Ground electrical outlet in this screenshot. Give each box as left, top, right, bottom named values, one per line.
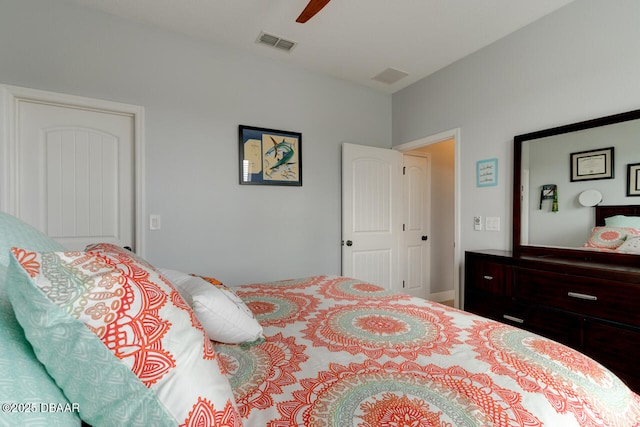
left=473, top=216, right=482, bottom=231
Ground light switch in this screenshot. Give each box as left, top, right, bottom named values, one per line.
left=149, top=214, right=161, bottom=230
left=486, top=216, right=500, bottom=231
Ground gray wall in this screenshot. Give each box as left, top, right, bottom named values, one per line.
left=0, top=0, right=392, bottom=284
left=3, top=0, right=639, bottom=289
left=393, top=0, right=640, bottom=263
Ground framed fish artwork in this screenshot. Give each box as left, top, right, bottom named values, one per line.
left=239, top=125, right=302, bottom=186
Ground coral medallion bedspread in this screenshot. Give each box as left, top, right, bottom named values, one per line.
left=213, top=276, right=640, bottom=427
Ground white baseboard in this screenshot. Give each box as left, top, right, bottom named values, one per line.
left=429, top=290, right=455, bottom=303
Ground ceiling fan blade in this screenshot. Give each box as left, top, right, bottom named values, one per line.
left=296, top=0, right=331, bottom=23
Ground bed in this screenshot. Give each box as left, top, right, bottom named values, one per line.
left=1, top=211, right=639, bottom=427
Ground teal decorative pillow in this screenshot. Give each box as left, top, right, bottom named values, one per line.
left=0, top=211, right=65, bottom=267
left=605, top=215, right=640, bottom=229
left=0, top=214, right=80, bottom=427
left=0, top=264, right=82, bottom=427
left=7, top=245, right=242, bottom=426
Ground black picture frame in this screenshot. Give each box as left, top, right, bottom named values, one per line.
left=570, top=146, right=614, bottom=182
left=628, top=163, right=640, bottom=196
left=238, top=125, right=302, bottom=186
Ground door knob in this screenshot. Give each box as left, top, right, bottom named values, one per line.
left=421, top=235, right=428, bottom=241
left=346, top=240, right=353, bottom=246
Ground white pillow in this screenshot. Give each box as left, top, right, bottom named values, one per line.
left=159, top=269, right=263, bottom=344
left=616, top=236, right=640, bottom=254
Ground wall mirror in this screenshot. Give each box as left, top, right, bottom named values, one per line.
left=513, top=108, right=640, bottom=265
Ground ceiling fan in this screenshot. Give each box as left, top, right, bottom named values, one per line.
left=296, top=0, right=331, bottom=23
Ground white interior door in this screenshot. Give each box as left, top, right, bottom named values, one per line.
left=14, top=99, right=135, bottom=251
left=341, top=143, right=402, bottom=290
left=401, top=155, right=431, bottom=298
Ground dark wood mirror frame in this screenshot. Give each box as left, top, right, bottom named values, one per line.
left=513, top=108, right=640, bottom=266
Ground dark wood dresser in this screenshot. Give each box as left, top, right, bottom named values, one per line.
left=464, top=249, right=640, bottom=393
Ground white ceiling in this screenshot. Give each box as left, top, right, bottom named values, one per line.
left=68, top=0, right=574, bottom=94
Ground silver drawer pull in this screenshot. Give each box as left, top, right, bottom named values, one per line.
left=503, top=315, right=524, bottom=324
left=567, top=292, right=597, bottom=301
left=483, top=275, right=494, bottom=280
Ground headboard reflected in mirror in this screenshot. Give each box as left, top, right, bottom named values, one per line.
left=595, top=205, right=640, bottom=226
left=513, top=108, right=640, bottom=266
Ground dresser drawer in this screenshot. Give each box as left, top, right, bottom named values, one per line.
left=465, top=261, right=505, bottom=319
left=501, top=301, right=582, bottom=349
left=465, top=295, right=504, bottom=321
left=513, top=267, right=640, bottom=326
left=583, top=319, right=640, bottom=393
left=465, top=254, right=511, bottom=319
left=468, top=260, right=510, bottom=295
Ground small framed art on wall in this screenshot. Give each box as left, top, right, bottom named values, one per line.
left=476, top=158, right=498, bottom=187
left=628, top=163, right=640, bottom=196
left=238, top=125, right=302, bottom=186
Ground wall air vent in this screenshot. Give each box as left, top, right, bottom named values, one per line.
left=256, top=31, right=297, bottom=53
left=372, top=68, right=409, bottom=85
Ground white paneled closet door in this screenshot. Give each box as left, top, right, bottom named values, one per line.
left=15, top=99, right=135, bottom=251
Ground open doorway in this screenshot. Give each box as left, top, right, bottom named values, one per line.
left=395, top=129, right=460, bottom=308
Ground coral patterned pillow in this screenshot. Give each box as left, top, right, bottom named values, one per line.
left=583, top=226, right=637, bottom=249
left=7, top=245, right=242, bottom=427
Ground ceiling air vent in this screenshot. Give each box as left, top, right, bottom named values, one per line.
left=256, top=31, right=297, bottom=53
left=372, top=68, right=409, bottom=85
